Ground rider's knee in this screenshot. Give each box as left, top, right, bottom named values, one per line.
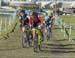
left=32, top=30, right=35, bottom=35
left=22, top=26, right=25, bottom=32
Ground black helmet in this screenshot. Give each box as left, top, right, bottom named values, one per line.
left=20, top=9, right=25, bottom=13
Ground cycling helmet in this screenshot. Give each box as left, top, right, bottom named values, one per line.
left=20, top=9, right=25, bottom=13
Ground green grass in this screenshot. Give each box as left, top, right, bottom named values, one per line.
left=54, top=15, right=75, bottom=44
left=59, top=15, right=75, bottom=24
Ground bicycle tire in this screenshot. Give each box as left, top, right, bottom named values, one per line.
left=22, top=32, right=27, bottom=48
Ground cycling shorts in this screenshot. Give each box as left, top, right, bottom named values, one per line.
left=32, top=28, right=41, bottom=35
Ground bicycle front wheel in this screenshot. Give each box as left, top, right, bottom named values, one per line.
left=22, top=32, right=27, bottom=48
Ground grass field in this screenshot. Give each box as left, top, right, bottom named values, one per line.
left=60, top=15, right=75, bottom=24
left=59, top=15, right=75, bottom=42
left=0, top=15, right=75, bottom=58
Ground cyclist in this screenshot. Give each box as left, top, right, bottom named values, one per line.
left=19, top=9, right=33, bottom=48
left=45, top=14, right=55, bottom=39
left=28, top=11, right=43, bottom=52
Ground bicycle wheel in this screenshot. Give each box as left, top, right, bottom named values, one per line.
left=34, top=33, right=42, bottom=52
left=38, top=35, right=41, bottom=51
left=47, top=26, right=51, bottom=40
left=22, top=32, right=28, bottom=48
left=28, top=31, right=33, bottom=47
left=34, top=35, right=38, bottom=52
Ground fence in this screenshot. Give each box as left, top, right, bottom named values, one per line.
left=0, top=10, right=17, bottom=38
left=55, top=16, right=75, bottom=42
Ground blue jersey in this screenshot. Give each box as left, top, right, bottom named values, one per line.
left=45, top=16, right=52, bottom=26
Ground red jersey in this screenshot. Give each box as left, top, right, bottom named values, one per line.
left=28, top=15, right=43, bottom=26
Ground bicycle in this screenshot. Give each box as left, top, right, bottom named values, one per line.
left=46, top=24, right=52, bottom=40
left=22, top=25, right=32, bottom=48
left=33, top=25, right=43, bottom=52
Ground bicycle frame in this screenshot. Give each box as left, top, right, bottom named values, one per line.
left=35, top=28, right=42, bottom=45
left=33, top=27, right=43, bottom=52
left=22, top=25, right=32, bottom=48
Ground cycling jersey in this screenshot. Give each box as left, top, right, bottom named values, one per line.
left=45, top=16, right=52, bottom=27
left=19, top=14, right=29, bottom=26
left=29, top=16, right=43, bottom=28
